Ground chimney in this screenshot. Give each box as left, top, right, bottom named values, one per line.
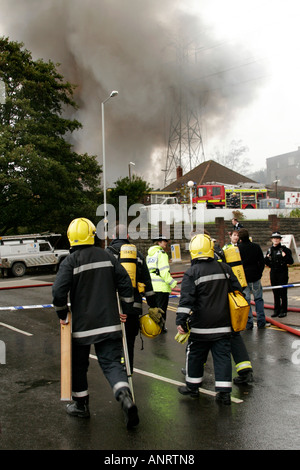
left=176, top=166, right=183, bottom=180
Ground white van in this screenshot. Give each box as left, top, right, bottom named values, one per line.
left=0, top=233, right=69, bottom=277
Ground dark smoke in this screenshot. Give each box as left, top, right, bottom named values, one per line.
left=0, top=0, right=265, bottom=187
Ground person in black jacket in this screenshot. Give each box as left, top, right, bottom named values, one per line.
left=238, top=228, right=267, bottom=329
left=52, top=218, right=139, bottom=429
left=107, top=224, right=160, bottom=372
left=232, top=218, right=243, bottom=230
left=176, top=233, right=242, bottom=405
left=265, top=231, right=294, bottom=318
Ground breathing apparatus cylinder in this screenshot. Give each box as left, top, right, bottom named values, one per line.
left=119, top=244, right=137, bottom=288
left=223, top=245, right=247, bottom=288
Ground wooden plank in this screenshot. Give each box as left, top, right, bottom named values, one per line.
left=60, top=312, right=72, bottom=401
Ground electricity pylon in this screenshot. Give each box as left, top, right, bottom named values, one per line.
left=163, top=45, right=205, bottom=187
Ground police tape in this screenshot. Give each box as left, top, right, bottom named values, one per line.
left=262, top=283, right=300, bottom=290
left=0, top=303, right=70, bottom=311
left=0, top=282, right=300, bottom=311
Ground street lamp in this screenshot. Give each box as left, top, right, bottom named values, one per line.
left=187, top=180, right=194, bottom=236
left=273, top=177, right=280, bottom=200
left=101, top=90, right=118, bottom=248
left=128, top=161, right=135, bottom=180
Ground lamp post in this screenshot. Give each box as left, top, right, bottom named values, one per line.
left=128, top=161, right=135, bottom=180
left=101, top=90, right=118, bottom=248
left=187, top=180, right=194, bottom=236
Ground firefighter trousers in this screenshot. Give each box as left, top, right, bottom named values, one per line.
left=71, top=338, right=130, bottom=403
left=230, top=332, right=252, bottom=376
left=185, top=337, right=232, bottom=393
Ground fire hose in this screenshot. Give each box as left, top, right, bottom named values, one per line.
left=170, top=272, right=300, bottom=337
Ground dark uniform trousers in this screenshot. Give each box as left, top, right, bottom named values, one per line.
left=72, top=338, right=129, bottom=403
left=271, top=271, right=288, bottom=315
left=185, top=337, right=232, bottom=393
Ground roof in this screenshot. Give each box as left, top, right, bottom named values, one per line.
left=162, top=160, right=257, bottom=192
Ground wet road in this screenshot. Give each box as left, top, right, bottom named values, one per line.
left=0, top=268, right=299, bottom=452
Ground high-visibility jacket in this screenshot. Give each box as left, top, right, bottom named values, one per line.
left=146, top=245, right=177, bottom=293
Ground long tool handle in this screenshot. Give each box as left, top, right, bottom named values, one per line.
left=60, top=312, right=72, bottom=401
left=117, top=294, right=135, bottom=403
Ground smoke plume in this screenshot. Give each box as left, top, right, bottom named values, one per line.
left=0, top=0, right=265, bottom=187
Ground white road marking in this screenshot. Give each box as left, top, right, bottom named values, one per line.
left=0, top=322, right=33, bottom=336
left=89, top=354, right=243, bottom=403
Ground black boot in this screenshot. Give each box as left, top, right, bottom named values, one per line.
left=178, top=385, right=199, bottom=398
left=216, top=392, right=231, bottom=405
left=118, top=390, right=139, bottom=429
left=278, top=312, right=287, bottom=318
left=66, top=400, right=90, bottom=418
left=233, top=370, right=253, bottom=385
left=271, top=310, right=280, bottom=317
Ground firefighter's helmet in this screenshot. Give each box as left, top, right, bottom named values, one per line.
left=67, top=218, right=96, bottom=247
left=140, top=314, right=161, bottom=338
left=189, top=234, right=214, bottom=260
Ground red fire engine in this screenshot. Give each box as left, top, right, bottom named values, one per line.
left=192, top=183, right=268, bottom=209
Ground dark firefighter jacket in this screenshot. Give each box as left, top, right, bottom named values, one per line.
left=106, top=239, right=157, bottom=312
left=176, top=258, right=242, bottom=341
left=52, top=245, right=134, bottom=345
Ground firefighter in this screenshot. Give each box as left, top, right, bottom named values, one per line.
left=176, top=233, right=242, bottom=405
left=265, top=231, right=294, bottom=318
left=52, top=218, right=139, bottom=429
left=222, top=231, right=254, bottom=384
left=107, top=224, right=161, bottom=371
left=146, top=235, right=177, bottom=332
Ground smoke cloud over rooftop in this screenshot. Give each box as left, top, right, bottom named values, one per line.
left=0, top=0, right=266, bottom=187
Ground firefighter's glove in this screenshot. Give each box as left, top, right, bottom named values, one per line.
left=174, top=331, right=190, bottom=344
left=174, top=322, right=190, bottom=344
left=148, top=307, right=164, bottom=324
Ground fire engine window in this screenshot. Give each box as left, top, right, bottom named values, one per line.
left=212, top=187, right=221, bottom=196
left=198, top=188, right=206, bottom=196
left=39, top=243, right=50, bottom=252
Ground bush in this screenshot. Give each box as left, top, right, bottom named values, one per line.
left=289, top=209, right=300, bottom=218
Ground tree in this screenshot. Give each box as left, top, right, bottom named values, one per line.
left=107, top=174, right=152, bottom=217
left=0, top=37, right=102, bottom=235
left=212, top=139, right=251, bottom=175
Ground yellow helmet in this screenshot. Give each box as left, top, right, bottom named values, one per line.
left=139, top=314, right=161, bottom=338
left=189, top=234, right=214, bottom=260
left=67, top=218, right=96, bottom=247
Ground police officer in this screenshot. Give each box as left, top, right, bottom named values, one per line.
left=265, top=231, right=294, bottom=318
left=52, top=218, right=139, bottom=429
left=146, top=235, right=177, bottom=332
left=107, top=224, right=160, bottom=371
left=176, top=233, right=242, bottom=405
